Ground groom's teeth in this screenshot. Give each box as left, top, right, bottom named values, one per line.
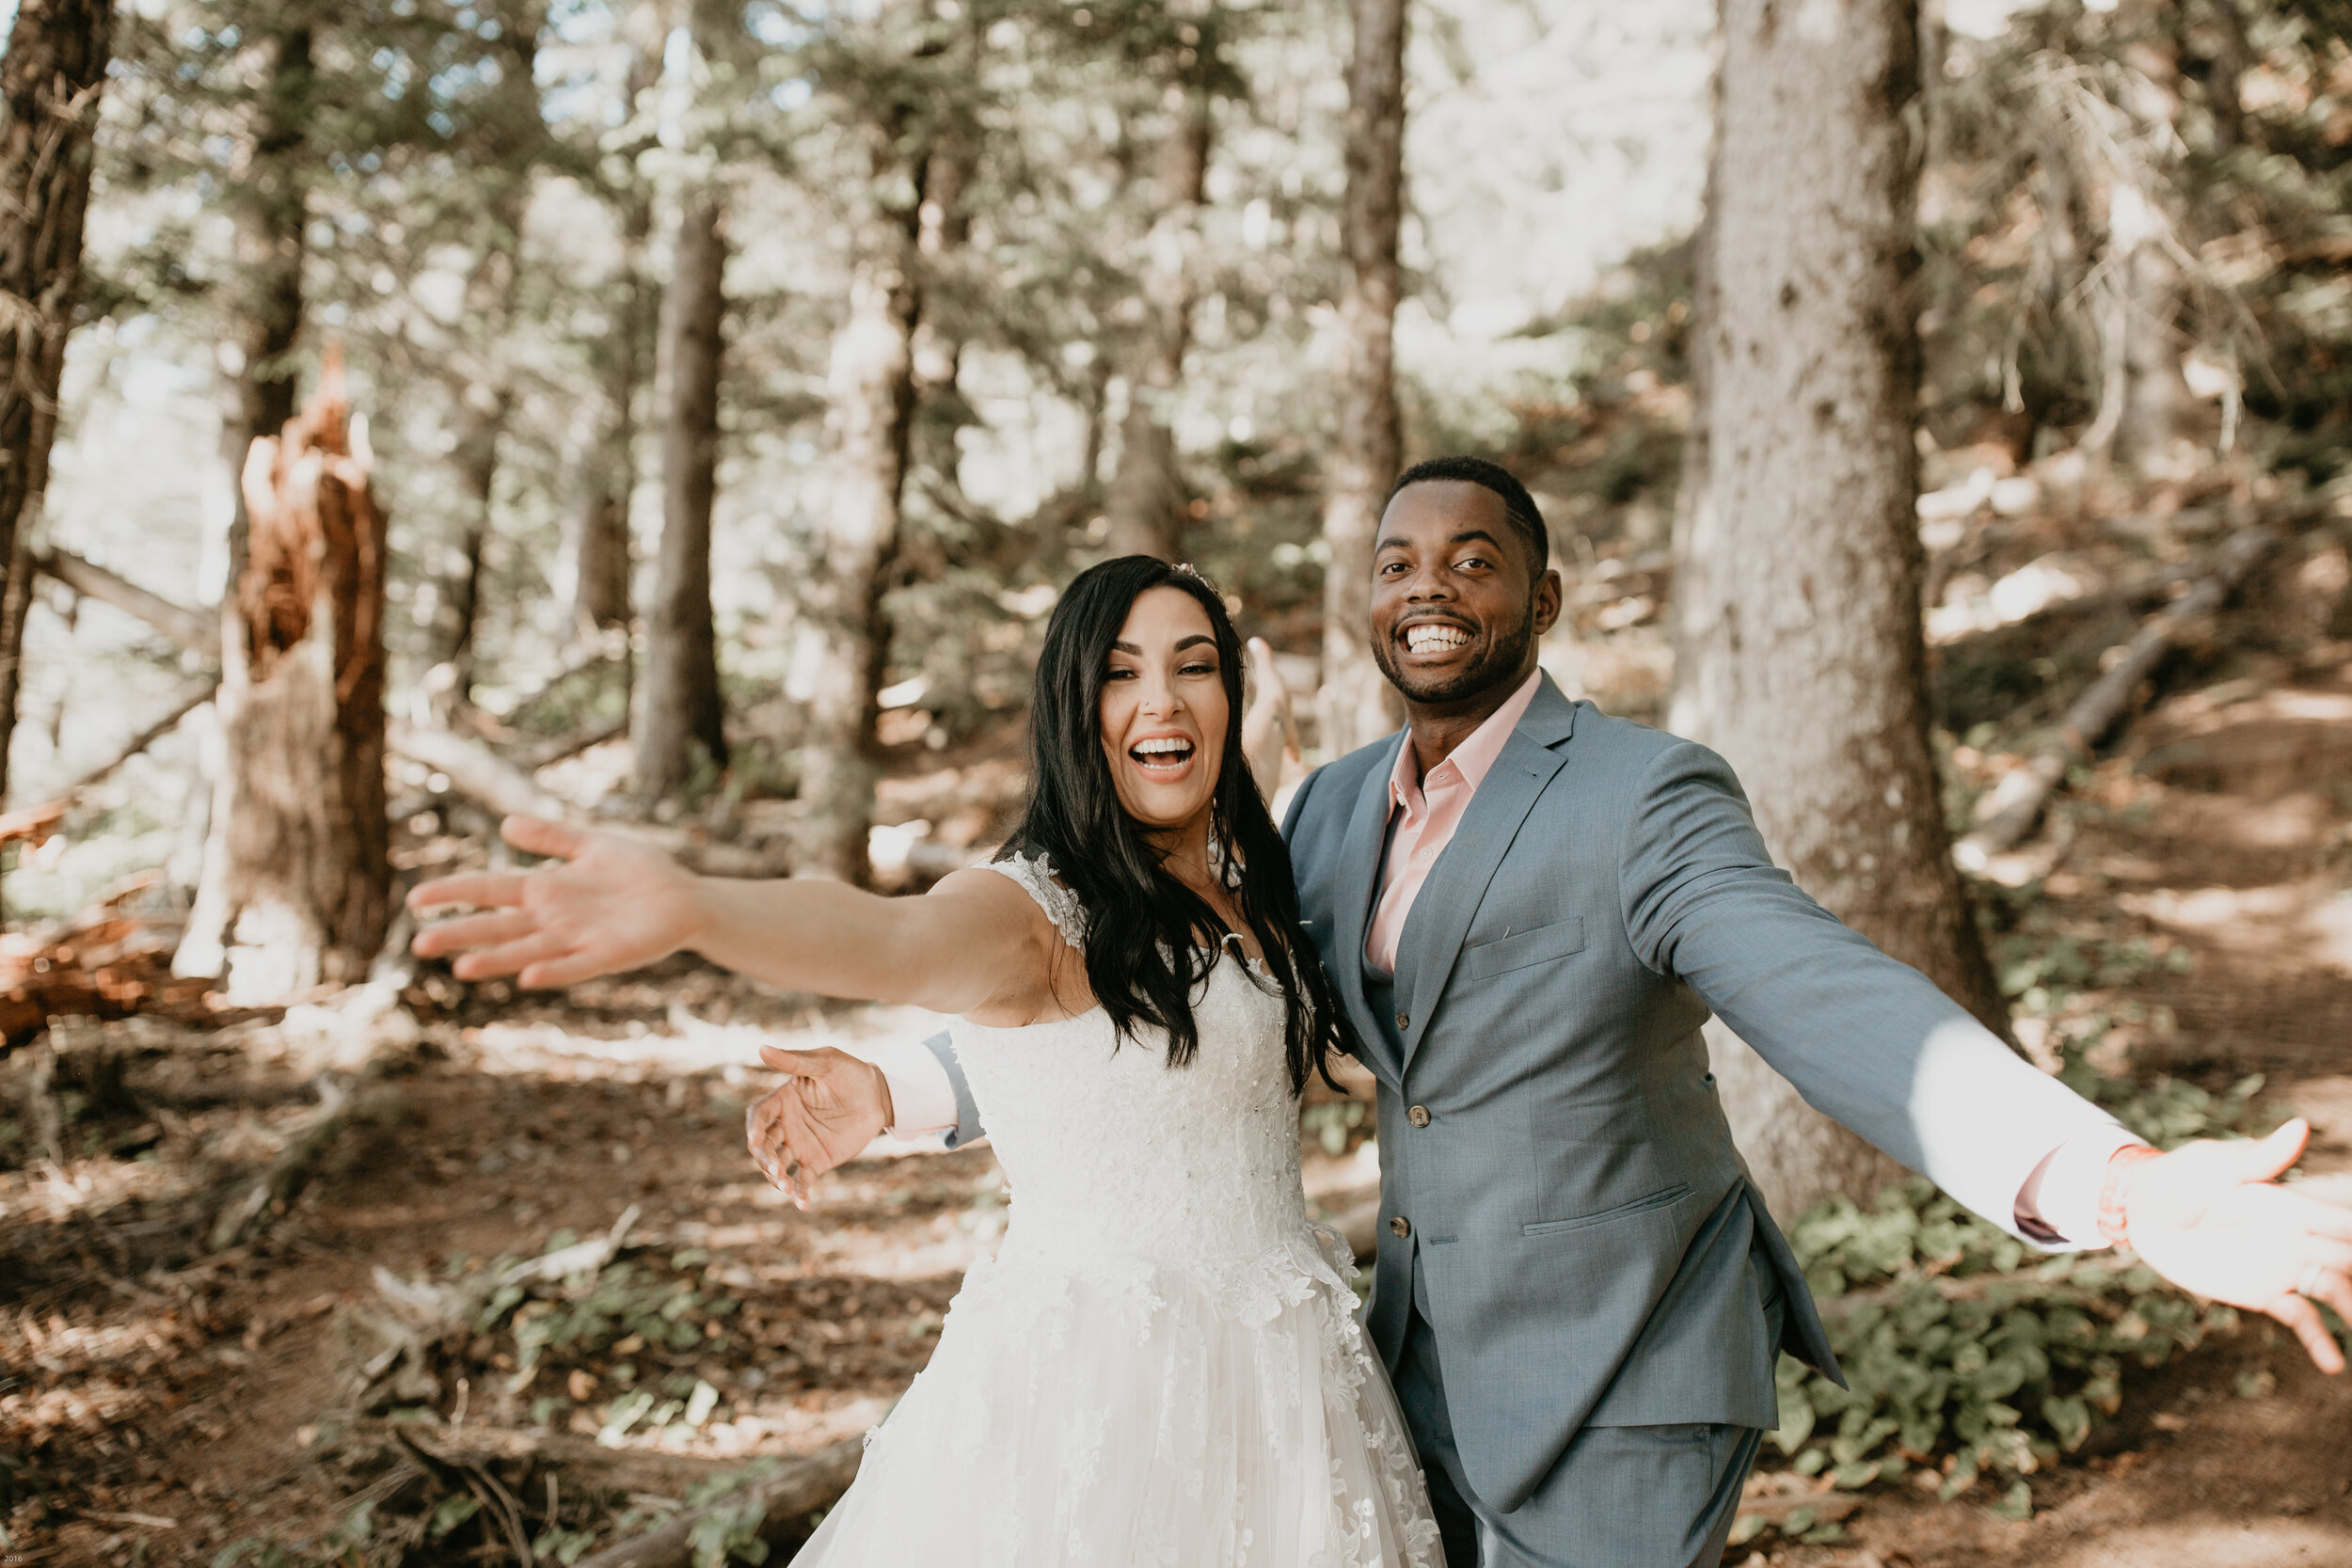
left=1405, top=625, right=1470, bottom=654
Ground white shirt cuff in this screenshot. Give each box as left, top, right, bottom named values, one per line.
left=869, top=1034, right=959, bottom=1139
left=2015, top=1126, right=2152, bottom=1248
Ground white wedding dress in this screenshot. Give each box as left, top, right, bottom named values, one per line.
left=789, top=854, right=1445, bottom=1568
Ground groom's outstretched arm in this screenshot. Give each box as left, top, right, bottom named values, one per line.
left=1620, top=738, right=2352, bottom=1370
left=1616, top=738, right=2112, bottom=1238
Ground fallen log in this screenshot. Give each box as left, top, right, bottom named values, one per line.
left=391, top=716, right=570, bottom=822
left=571, top=1440, right=864, bottom=1568
left=523, top=715, right=630, bottom=770
left=1953, top=525, right=2278, bottom=869
left=0, top=890, right=211, bottom=1052
left=390, top=720, right=792, bottom=879
left=34, top=546, right=219, bottom=657
left=64, top=680, right=219, bottom=794
left=0, top=681, right=219, bottom=879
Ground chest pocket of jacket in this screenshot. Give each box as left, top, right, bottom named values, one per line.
left=1463, top=916, right=1585, bottom=979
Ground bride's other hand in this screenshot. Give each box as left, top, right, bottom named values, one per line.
left=745, top=1045, right=895, bottom=1210
left=1242, top=636, right=1298, bottom=803
left=407, top=814, right=706, bottom=989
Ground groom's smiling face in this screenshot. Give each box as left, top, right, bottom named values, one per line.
left=1370, top=481, right=1561, bottom=707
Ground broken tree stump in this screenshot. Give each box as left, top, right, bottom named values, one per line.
left=177, top=348, right=392, bottom=1001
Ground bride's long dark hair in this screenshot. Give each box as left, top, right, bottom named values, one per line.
left=1001, top=556, right=1354, bottom=1095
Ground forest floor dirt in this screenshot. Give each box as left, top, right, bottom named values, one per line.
left=7, top=580, right=2352, bottom=1566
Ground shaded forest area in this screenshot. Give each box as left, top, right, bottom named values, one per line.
left=1, top=0, right=2350, bottom=1561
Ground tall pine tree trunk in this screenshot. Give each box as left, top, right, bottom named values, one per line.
left=0, top=0, right=113, bottom=809
left=1101, top=83, right=1211, bottom=562
left=176, top=359, right=389, bottom=997
left=566, top=16, right=662, bottom=641
left=795, top=146, right=927, bottom=884
left=568, top=194, right=650, bottom=639
left=1318, top=0, right=1406, bottom=761
left=428, top=1, right=542, bottom=705
left=1669, top=0, right=2009, bottom=1223
left=631, top=189, right=729, bottom=801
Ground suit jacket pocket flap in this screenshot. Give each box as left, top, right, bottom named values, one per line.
left=1521, top=1183, right=1690, bottom=1237
left=1464, top=916, right=1586, bottom=979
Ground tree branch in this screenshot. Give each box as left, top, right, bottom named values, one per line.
left=34, top=546, right=217, bottom=657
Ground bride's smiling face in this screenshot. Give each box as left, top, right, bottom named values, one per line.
left=1100, top=586, right=1229, bottom=836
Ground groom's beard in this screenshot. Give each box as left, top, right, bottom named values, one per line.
left=1372, top=599, right=1539, bottom=706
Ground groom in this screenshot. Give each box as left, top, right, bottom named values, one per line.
left=758, top=456, right=2352, bottom=1567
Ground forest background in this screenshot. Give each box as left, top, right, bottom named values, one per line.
left=2, top=0, right=2351, bottom=1561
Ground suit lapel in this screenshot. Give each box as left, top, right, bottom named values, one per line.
left=1392, top=678, right=1580, bottom=1069
left=1329, top=730, right=1407, bottom=1079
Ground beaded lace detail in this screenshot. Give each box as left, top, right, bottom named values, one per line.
left=789, top=851, right=1442, bottom=1568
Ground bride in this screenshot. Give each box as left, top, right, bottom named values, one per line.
left=408, top=556, right=1445, bottom=1567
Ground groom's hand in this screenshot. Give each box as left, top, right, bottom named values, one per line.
left=1242, top=636, right=1299, bottom=802
left=745, top=1045, right=894, bottom=1209
left=2117, top=1119, right=2352, bottom=1371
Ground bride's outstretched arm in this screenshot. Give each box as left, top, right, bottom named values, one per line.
left=407, top=814, right=1054, bottom=1018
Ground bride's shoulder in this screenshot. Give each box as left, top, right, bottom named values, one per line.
left=932, top=854, right=1088, bottom=952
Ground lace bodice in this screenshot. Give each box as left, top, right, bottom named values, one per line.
left=954, top=853, right=1330, bottom=1289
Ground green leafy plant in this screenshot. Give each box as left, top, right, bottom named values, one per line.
left=1775, top=1179, right=2239, bottom=1501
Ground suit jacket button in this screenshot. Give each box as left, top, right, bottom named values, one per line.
left=1389, top=1215, right=1411, bottom=1239
left=1394, top=1011, right=1409, bottom=1031
left=1406, top=1104, right=1431, bottom=1128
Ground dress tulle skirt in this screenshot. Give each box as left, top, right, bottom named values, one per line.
left=788, top=1236, right=1444, bottom=1568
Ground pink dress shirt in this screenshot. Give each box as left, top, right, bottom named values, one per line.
left=1364, top=670, right=1544, bottom=975
left=873, top=667, right=2138, bottom=1243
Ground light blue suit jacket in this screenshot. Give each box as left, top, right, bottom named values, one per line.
left=925, top=675, right=2122, bottom=1512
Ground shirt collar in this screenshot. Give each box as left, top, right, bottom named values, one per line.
left=1387, top=667, right=1546, bottom=814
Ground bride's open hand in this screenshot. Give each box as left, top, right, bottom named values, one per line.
left=407, top=815, right=706, bottom=989
left=745, top=1045, right=895, bottom=1209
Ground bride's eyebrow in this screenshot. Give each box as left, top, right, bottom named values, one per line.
left=1108, top=636, right=1217, bottom=654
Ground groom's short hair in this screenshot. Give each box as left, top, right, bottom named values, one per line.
left=1389, top=456, right=1550, bottom=575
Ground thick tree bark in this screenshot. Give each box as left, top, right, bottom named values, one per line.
left=631, top=190, right=730, bottom=802
left=1670, top=0, right=2010, bottom=1224
left=568, top=199, right=651, bottom=638
left=1101, top=83, right=1212, bottom=562
left=795, top=150, right=927, bottom=884
left=565, top=20, right=661, bottom=640
left=428, top=1, right=543, bottom=702
left=0, top=0, right=111, bottom=810
left=176, top=359, right=390, bottom=998
left=1319, top=0, right=1407, bottom=760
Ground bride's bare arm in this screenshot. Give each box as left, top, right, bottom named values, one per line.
left=408, top=815, right=1055, bottom=1018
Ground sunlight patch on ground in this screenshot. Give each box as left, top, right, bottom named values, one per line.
left=458, top=1002, right=945, bottom=1084
left=2118, top=880, right=2352, bottom=976
left=2042, top=1519, right=2352, bottom=1567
